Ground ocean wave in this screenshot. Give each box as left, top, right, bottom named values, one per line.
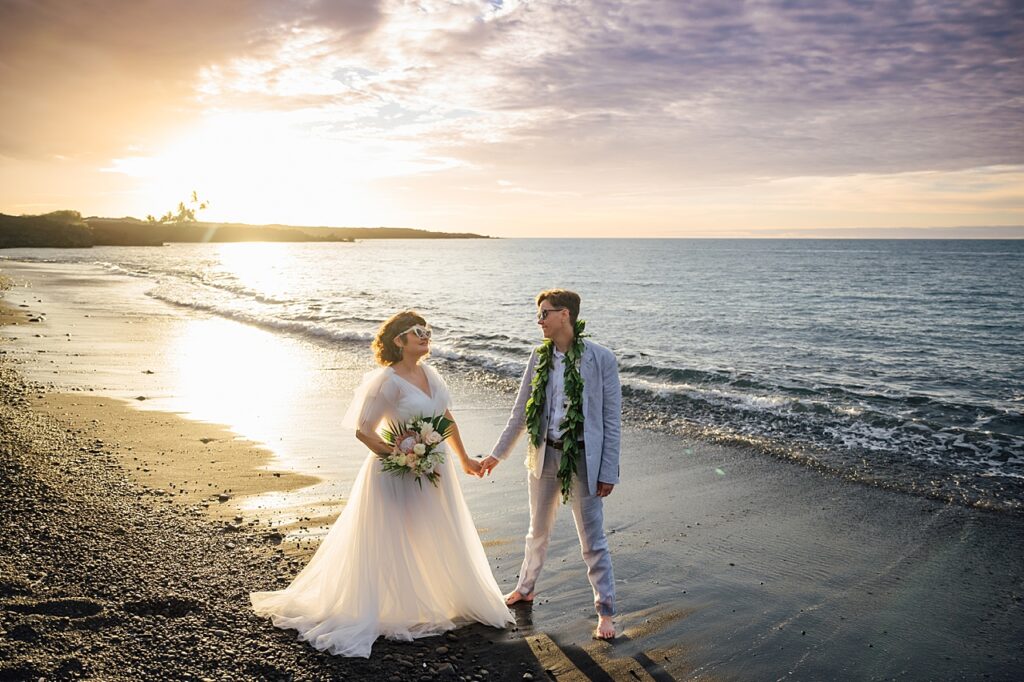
left=145, top=288, right=375, bottom=345
left=620, top=362, right=740, bottom=387
left=424, top=337, right=1024, bottom=491
left=109, top=280, right=1024, bottom=496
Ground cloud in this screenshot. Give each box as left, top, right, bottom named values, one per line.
left=6, top=0, right=1020, bottom=176
left=448, top=0, right=1024, bottom=180
left=195, top=0, right=1016, bottom=191
left=301, top=0, right=384, bottom=35
left=1, top=0, right=1021, bottom=229
left=0, top=0, right=382, bottom=158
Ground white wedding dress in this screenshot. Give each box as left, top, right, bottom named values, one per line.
left=250, top=364, right=513, bottom=658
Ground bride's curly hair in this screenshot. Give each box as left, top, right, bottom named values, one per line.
left=372, top=310, right=427, bottom=366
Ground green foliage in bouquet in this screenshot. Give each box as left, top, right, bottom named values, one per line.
left=380, top=414, right=454, bottom=489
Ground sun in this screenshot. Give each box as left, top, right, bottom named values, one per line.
left=107, top=110, right=390, bottom=227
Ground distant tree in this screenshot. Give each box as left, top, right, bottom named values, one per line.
left=41, top=210, right=83, bottom=223
left=146, top=191, right=209, bottom=224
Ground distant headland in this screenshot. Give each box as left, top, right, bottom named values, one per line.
left=0, top=211, right=489, bottom=248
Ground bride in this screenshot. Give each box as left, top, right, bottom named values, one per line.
left=250, top=310, right=514, bottom=657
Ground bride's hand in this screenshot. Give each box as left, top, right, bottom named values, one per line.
left=356, top=428, right=394, bottom=458
left=461, top=458, right=483, bottom=477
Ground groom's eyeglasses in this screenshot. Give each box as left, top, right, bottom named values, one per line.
left=394, top=324, right=432, bottom=341
left=536, top=307, right=566, bottom=321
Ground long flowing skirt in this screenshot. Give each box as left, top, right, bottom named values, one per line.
left=250, top=454, right=513, bottom=658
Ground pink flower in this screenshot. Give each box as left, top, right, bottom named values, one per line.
left=398, top=433, right=418, bottom=454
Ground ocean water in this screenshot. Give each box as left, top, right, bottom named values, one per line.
left=4, top=238, right=1023, bottom=511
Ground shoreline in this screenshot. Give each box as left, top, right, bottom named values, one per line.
left=6, top=250, right=1018, bottom=516
left=3, top=260, right=1023, bottom=680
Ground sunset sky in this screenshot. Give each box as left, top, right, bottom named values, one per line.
left=1, top=0, right=1022, bottom=237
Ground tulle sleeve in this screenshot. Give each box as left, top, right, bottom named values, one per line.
left=341, top=368, right=400, bottom=433
left=423, top=364, right=453, bottom=413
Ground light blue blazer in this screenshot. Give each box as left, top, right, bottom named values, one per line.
left=489, top=338, right=622, bottom=496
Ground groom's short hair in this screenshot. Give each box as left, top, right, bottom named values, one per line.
left=536, top=289, right=580, bottom=325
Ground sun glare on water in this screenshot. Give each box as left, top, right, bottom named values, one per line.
left=166, top=316, right=311, bottom=453
left=213, top=242, right=294, bottom=299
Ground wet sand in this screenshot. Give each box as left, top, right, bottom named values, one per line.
left=0, top=274, right=28, bottom=326
left=2, top=259, right=1023, bottom=681
left=33, top=392, right=320, bottom=525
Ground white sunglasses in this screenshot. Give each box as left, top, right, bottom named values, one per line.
left=394, top=324, right=432, bottom=342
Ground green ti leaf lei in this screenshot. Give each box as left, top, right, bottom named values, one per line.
left=525, top=319, right=587, bottom=504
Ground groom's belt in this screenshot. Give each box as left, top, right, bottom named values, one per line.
left=546, top=436, right=585, bottom=451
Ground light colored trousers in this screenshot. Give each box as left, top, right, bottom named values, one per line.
left=514, top=448, right=616, bottom=616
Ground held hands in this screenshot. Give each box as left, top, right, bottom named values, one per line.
left=460, top=457, right=483, bottom=478
left=460, top=454, right=498, bottom=478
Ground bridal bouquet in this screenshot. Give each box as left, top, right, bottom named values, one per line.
left=380, top=414, right=454, bottom=489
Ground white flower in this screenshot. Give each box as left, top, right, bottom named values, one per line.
left=396, top=455, right=407, bottom=467
left=413, top=443, right=426, bottom=456
left=425, top=431, right=443, bottom=445
left=419, top=423, right=435, bottom=439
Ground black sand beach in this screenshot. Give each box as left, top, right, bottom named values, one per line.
left=2, top=263, right=1023, bottom=681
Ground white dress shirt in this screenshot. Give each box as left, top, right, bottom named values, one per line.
left=547, top=348, right=568, bottom=441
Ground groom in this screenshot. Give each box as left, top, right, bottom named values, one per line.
left=480, top=289, right=620, bottom=640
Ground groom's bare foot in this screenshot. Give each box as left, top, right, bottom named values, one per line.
left=504, top=590, right=534, bottom=606
left=593, top=614, right=615, bottom=640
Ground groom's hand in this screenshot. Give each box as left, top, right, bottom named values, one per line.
left=479, top=456, right=500, bottom=476
left=596, top=482, right=615, bottom=497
